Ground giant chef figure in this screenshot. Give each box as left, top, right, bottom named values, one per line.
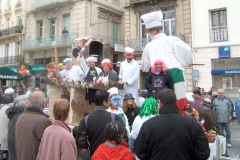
left=118, top=47, right=140, bottom=105
left=141, top=11, right=193, bottom=114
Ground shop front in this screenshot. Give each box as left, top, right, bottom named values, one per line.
left=0, top=67, right=22, bottom=87
left=29, top=64, right=47, bottom=91
left=211, top=58, right=240, bottom=99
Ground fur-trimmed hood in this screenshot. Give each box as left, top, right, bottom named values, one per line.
left=5, top=106, right=26, bottom=119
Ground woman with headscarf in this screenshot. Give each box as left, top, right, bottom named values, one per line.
left=97, top=59, right=118, bottom=84
left=0, top=93, right=14, bottom=152
left=145, top=59, right=174, bottom=99
left=5, top=95, right=29, bottom=160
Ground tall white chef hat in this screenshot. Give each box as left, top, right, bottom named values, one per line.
left=141, top=11, right=163, bottom=29
left=125, top=47, right=134, bottom=53
left=86, top=57, right=97, bottom=62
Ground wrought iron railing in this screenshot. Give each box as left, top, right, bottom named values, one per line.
left=130, top=0, right=149, bottom=4
left=22, top=33, right=78, bottom=49
left=210, top=26, right=228, bottom=42
left=0, top=55, right=23, bottom=65
left=0, top=25, right=23, bottom=37
left=16, top=2, right=22, bottom=8
left=93, top=35, right=125, bottom=48
left=127, top=34, right=185, bottom=51
left=30, top=0, right=69, bottom=10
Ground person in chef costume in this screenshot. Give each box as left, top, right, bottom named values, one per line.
left=118, top=47, right=140, bottom=105
left=107, top=87, right=130, bottom=133
left=60, top=58, right=84, bottom=82
left=140, top=11, right=192, bottom=114
left=97, top=59, right=118, bottom=84
left=79, top=55, right=101, bottom=104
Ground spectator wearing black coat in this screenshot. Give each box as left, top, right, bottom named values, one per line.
left=134, top=89, right=210, bottom=160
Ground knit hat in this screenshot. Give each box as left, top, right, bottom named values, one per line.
left=141, top=11, right=163, bottom=29
left=2, top=93, right=14, bottom=104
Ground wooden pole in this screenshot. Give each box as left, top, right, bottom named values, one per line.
left=54, top=47, right=58, bottom=64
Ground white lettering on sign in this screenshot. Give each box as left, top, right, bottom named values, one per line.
left=0, top=75, right=18, bottom=79
left=225, top=70, right=240, bottom=74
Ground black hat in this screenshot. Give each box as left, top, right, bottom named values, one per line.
left=124, top=93, right=134, bottom=100
left=72, top=46, right=82, bottom=58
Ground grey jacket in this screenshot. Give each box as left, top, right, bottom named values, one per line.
left=98, top=70, right=118, bottom=82
left=212, top=96, right=233, bottom=123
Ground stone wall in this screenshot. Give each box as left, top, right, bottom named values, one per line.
left=49, top=85, right=96, bottom=126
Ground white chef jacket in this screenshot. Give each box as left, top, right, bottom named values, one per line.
left=119, top=59, right=140, bottom=105
left=60, top=65, right=84, bottom=82
left=141, top=33, right=192, bottom=72
left=80, top=56, right=102, bottom=77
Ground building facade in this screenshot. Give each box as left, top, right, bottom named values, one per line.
left=22, top=0, right=126, bottom=90
left=0, top=0, right=25, bottom=87
left=124, top=0, right=193, bottom=91
left=192, top=0, right=240, bottom=99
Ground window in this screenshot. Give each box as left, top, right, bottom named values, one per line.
left=17, top=16, right=22, bottom=25
left=37, top=21, right=43, bottom=38
left=163, top=11, right=175, bottom=36
left=7, top=18, right=10, bottom=28
left=50, top=19, right=56, bottom=40
left=113, top=0, right=119, bottom=4
left=210, top=10, right=227, bottom=42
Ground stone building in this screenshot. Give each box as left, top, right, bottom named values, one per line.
left=0, top=0, right=25, bottom=86
left=22, top=0, right=126, bottom=90
left=124, top=0, right=193, bottom=91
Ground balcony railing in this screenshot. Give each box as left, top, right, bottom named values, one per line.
left=16, top=2, right=22, bottom=8
left=130, top=0, right=150, bottom=5
left=0, top=55, right=23, bottom=65
left=210, top=26, right=228, bottom=42
left=0, top=25, right=23, bottom=37
left=127, top=34, right=185, bottom=51
left=30, top=0, right=69, bottom=10
left=93, top=35, right=125, bottom=48
left=22, top=33, right=78, bottom=50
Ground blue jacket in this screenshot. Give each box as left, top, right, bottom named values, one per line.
left=235, top=99, right=240, bottom=124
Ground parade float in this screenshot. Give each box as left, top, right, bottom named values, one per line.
left=46, top=36, right=122, bottom=126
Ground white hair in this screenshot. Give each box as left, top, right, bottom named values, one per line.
left=218, top=89, right=224, bottom=93
left=14, top=95, right=28, bottom=107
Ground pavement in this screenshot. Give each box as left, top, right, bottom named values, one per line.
left=226, top=118, right=240, bottom=158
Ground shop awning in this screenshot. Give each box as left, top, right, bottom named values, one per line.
left=0, top=67, right=23, bottom=80
left=211, top=69, right=240, bottom=75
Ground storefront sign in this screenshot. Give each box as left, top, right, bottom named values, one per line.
left=0, top=75, right=18, bottom=79
left=211, top=69, right=240, bottom=75
left=218, top=46, right=230, bottom=58
left=114, top=44, right=125, bottom=52
left=30, top=65, right=46, bottom=71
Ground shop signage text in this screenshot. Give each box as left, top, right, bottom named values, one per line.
left=218, top=46, right=230, bottom=58
left=0, top=75, right=18, bottom=79
left=114, top=44, right=125, bottom=52
left=211, top=69, right=240, bottom=75
left=31, top=66, right=46, bottom=71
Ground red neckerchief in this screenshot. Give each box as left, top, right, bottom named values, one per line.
left=60, top=120, right=71, bottom=133
left=110, top=105, right=118, bottom=110
left=154, top=32, right=160, bottom=36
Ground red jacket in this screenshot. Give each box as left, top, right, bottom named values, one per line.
left=92, top=143, right=135, bottom=160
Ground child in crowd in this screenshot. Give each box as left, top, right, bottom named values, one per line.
left=92, top=121, right=135, bottom=160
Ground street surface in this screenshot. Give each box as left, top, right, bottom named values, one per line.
left=227, top=118, right=240, bottom=158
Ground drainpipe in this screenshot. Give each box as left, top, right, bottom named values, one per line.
left=190, top=0, right=195, bottom=89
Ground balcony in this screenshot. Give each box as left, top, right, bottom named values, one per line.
left=127, top=34, right=184, bottom=51
left=0, top=55, right=23, bottom=65
left=0, top=25, right=23, bottom=38
left=130, top=0, right=150, bottom=5
left=93, top=35, right=125, bottom=48
left=30, top=0, right=69, bottom=12
left=16, top=2, right=22, bottom=8
left=210, top=26, right=228, bottom=42
left=22, top=33, right=78, bottom=50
